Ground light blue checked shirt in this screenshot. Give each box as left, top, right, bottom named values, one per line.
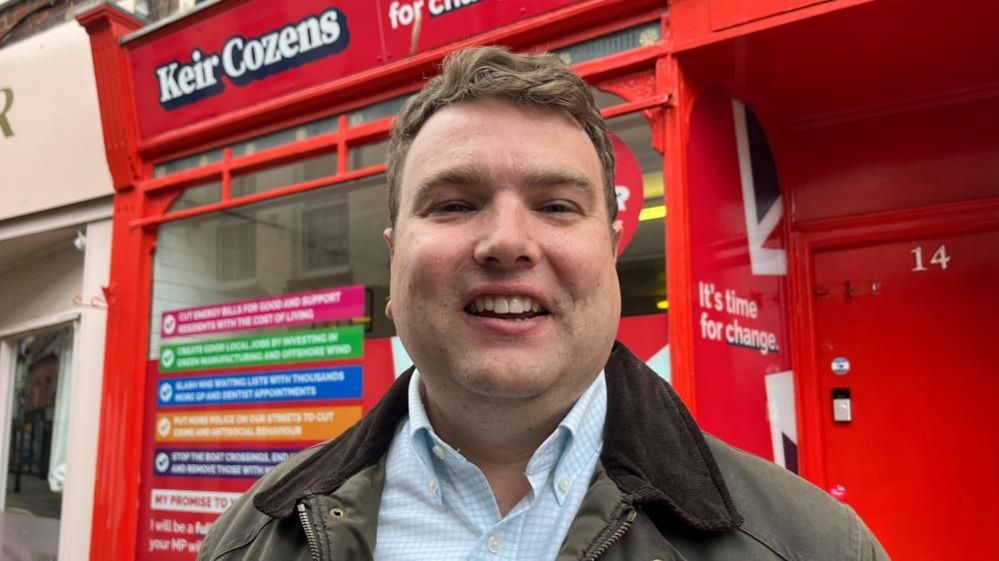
left=373, top=369, right=607, bottom=561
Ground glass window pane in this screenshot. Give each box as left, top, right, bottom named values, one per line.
left=3, top=325, right=73, bottom=560
left=348, top=141, right=388, bottom=171
left=347, top=95, right=410, bottom=127
left=168, top=181, right=222, bottom=212
left=150, top=175, right=392, bottom=359
left=605, top=109, right=667, bottom=317
left=231, top=116, right=339, bottom=157
left=231, top=152, right=338, bottom=198
left=153, top=149, right=223, bottom=178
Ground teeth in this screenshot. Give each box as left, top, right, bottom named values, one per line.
left=472, top=295, right=542, bottom=315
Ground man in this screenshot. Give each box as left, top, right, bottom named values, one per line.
left=199, top=47, right=888, bottom=561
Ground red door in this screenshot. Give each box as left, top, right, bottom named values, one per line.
left=812, top=228, right=999, bottom=559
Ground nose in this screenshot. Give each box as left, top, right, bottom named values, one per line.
left=473, top=198, right=541, bottom=269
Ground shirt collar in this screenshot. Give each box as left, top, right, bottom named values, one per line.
left=407, top=369, right=606, bottom=506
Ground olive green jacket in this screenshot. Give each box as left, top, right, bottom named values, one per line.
left=198, top=343, right=889, bottom=561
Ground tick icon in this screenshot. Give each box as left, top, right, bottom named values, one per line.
left=160, top=349, right=175, bottom=369
left=154, top=452, right=171, bottom=473
left=157, top=417, right=172, bottom=437
left=163, top=314, right=177, bottom=335
left=159, top=383, right=173, bottom=403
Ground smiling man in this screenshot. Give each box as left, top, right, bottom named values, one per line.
left=198, top=47, right=888, bottom=561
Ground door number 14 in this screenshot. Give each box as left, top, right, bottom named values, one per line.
left=911, top=245, right=950, bottom=272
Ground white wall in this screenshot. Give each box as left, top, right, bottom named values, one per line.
left=58, top=218, right=111, bottom=561
left=0, top=23, right=113, bottom=221
left=0, top=244, right=83, bottom=331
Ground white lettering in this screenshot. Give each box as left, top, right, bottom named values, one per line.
left=319, top=10, right=341, bottom=44
left=156, top=63, right=182, bottom=102
left=261, top=33, right=281, bottom=65
left=278, top=27, right=299, bottom=59
left=244, top=39, right=264, bottom=71
left=297, top=18, right=321, bottom=51
left=430, top=0, right=480, bottom=17
left=222, top=37, right=246, bottom=78
left=177, top=65, right=196, bottom=95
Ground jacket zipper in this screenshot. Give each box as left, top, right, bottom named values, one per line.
left=297, top=502, right=322, bottom=561
left=581, top=504, right=638, bottom=561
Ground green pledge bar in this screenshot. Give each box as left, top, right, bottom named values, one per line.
left=159, top=326, right=364, bottom=373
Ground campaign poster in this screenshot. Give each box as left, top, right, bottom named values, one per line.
left=136, top=287, right=398, bottom=560
left=686, top=89, right=797, bottom=471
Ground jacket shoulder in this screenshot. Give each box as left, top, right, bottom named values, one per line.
left=197, top=444, right=326, bottom=561
left=703, top=435, right=889, bottom=560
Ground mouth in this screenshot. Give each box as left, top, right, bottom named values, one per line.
left=463, top=295, right=551, bottom=321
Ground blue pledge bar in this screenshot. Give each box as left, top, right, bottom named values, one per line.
left=157, top=366, right=362, bottom=406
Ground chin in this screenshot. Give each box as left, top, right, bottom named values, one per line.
left=458, top=364, right=555, bottom=400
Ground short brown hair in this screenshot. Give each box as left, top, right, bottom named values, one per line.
left=386, top=46, right=616, bottom=226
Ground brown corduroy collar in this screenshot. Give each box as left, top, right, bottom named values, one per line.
left=253, top=342, right=742, bottom=532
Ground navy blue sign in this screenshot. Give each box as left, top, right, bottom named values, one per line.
left=155, top=8, right=351, bottom=110
left=153, top=448, right=297, bottom=478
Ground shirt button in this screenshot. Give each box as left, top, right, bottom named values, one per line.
left=429, top=480, right=438, bottom=494
left=432, top=444, right=446, bottom=459
left=486, top=535, right=502, bottom=554
left=558, top=478, right=571, bottom=493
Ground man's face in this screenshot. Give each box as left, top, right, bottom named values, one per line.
left=386, top=99, right=621, bottom=408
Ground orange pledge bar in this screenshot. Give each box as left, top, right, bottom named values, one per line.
left=154, top=405, right=362, bottom=442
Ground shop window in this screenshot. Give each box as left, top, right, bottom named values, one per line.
left=168, top=181, right=221, bottom=211
left=153, top=149, right=223, bottom=178
left=593, top=89, right=668, bottom=317
left=216, top=219, right=256, bottom=286
left=347, top=95, right=411, bottom=127
left=298, top=199, right=350, bottom=276
left=1, top=324, right=74, bottom=560
left=153, top=116, right=339, bottom=178
left=149, top=174, right=392, bottom=359
left=231, top=151, right=338, bottom=198
left=349, top=140, right=388, bottom=171
left=231, top=116, right=339, bottom=157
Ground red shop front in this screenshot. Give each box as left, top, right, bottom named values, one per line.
left=78, top=1, right=997, bottom=560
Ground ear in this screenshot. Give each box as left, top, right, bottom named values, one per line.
left=611, top=219, right=624, bottom=260
left=383, top=228, right=394, bottom=319
left=383, top=227, right=394, bottom=255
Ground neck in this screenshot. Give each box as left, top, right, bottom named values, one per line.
left=419, top=380, right=574, bottom=515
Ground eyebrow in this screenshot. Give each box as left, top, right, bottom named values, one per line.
left=410, top=165, right=596, bottom=210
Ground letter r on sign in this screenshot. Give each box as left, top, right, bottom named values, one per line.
left=0, top=88, right=13, bottom=138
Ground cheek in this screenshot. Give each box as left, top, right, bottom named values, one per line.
left=393, top=233, right=463, bottom=295
left=550, top=238, right=618, bottom=298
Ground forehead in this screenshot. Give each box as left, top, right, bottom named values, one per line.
left=399, top=99, right=602, bottom=197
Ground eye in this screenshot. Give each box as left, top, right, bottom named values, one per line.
left=432, top=201, right=473, bottom=214
left=538, top=201, right=577, bottom=214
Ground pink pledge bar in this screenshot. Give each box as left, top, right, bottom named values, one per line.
left=161, top=285, right=365, bottom=338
